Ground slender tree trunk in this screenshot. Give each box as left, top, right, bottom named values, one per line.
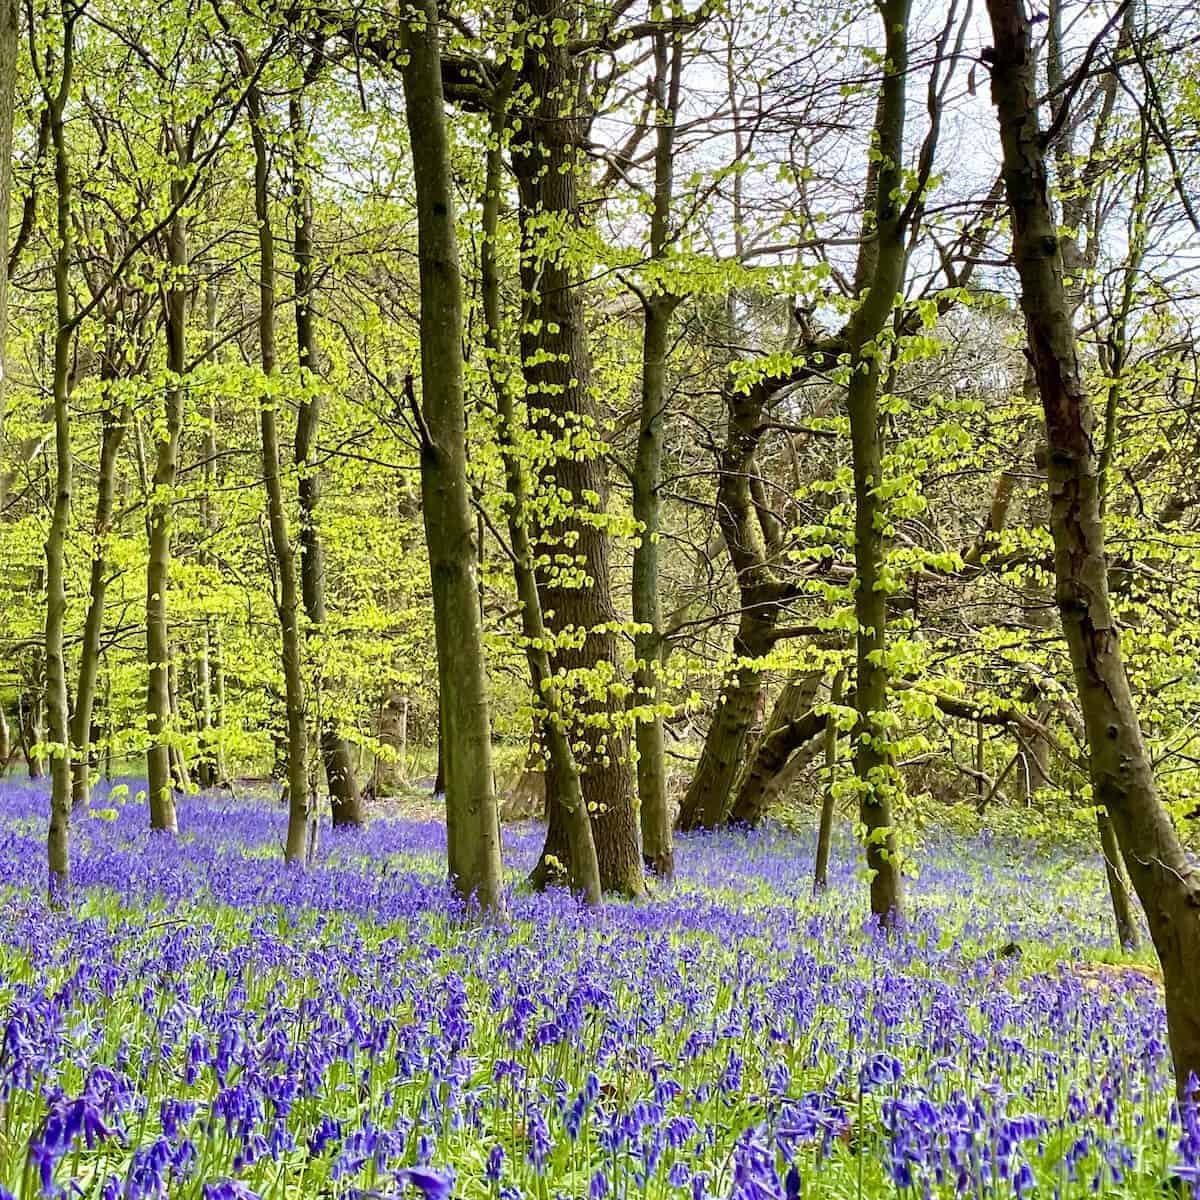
left=145, top=179, right=188, bottom=835
left=400, top=0, right=505, bottom=912
left=845, top=0, right=912, bottom=926
left=101, top=667, right=112, bottom=781
left=196, top=281, right=220, bottom=790
left=513, top=0, right=642, bottom=897
left=631, top=296, right=675, bottom=872
left=240, top=59, right=309, bottom=864
left=196, top=632, right=214, bottom=789
left=41, top=10, right=77, bottom=899
left=20, top=647, right=44, bottom=779
left=814, top=671, right=844, bottom=892
left=291, top=79, right=362, bottom=829
left=0, top=705, right=9, bottom=772
left=632, top=31, right=683, bottom=879
left=212, top=624, right=227, bottom=784
left=70, top=363, right=127, bottom=810
left=0, top=0, right=17, bottom=511
left=1097, top=808, right=1139, bottom=951
left=987, top=0, right=1200, bottom=1094
left=167, top=657, right=191, bottom=790
left=480, top=96, right=600, bottom=905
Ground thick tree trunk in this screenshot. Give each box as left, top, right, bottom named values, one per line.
left=727, top=672, right=825, bottom=826
left=241, top=64, right=309, bottom=864
left=401, top=0, right=505, bottom=913
left=145, top=189, right=187, bottom=835
left=513, top=0, right=641, bottom=897
left=291, top=80, right=362, bottom=829
left=375, top=691, right=410, bottom=794
left=481, top=96, right=600, bottom=904
left=677, top=383, right=788, bottom=831
left=70, top=375, right=127, bottom=810
left=987, top=0, right=1200, bottom=1094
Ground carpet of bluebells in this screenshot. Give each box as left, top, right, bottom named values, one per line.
left=0, top=777, right=1195, bottom=1200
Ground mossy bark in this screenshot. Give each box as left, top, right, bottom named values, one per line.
left=987, top=0, right=1200, bottom=1094
left=513, top=0, right=641, bottom=896
left=401, top=0, right=505, bottom=912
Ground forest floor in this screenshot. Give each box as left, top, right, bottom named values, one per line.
left=0, top=776, right=1189, bottom=1200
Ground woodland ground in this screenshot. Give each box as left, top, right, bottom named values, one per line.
left=0, top=778, right=1193, bottom=1200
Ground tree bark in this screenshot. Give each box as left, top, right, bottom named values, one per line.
left=728, top=676, right=828, bottom=827
left=844, top=0, right=912, bottom=926
left=632, top=31, right=683, bottom=879
left=814, top=671, right=844, bottom=892
left=676, top=384, right=788, bottom=831
left=145, top=174, right=187, bottom=835
left=196, top=280, right=223, bottom=790
left=20, top=648, right=44, bottom=779
left=40, top=7, right=77, bottom=899
left=986, top=0, right=1200, bottom=1095
left=291, top=77, right=363, bottom=829
left=513, top=0, right=641, bottom=897
left=167, top=656, right=191, bottom=791
left=240, top=54, right=310, bottom=864
left=0, top=0, right=17, bottom=510
left=401, top=0, right=505, bottom=913
left=70, top=351, right=127, bottom=810
left=1097, top=808, right=1140, bottom=952
left=480, top=86, right=600, bottom=904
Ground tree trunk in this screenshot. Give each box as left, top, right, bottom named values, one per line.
left=676, top=383, right=788, bottom=831
left=195, top=631, right=215, bottom=789
left=631, top=31, right=683, bottom=880
left=727, top=672, right=825, bottom=826
left=814, top=671, right=844, bottom=892
left=291, top=77, right=362, bottom=829
left=20, top=655, right=44, bottom=779
left=0, top=0, right=17, bottom=510
left=633, top=294, right=676, bottom=874
left=42, top=11, right=77, bottom=900
left=480, top=95, right=601, bottom=905
left=376, top=692, right=410, bottom=794
left=167, top=657, right=191, bottom=791
left=401, top=0, right=505, bottom=913
left=212, top=624, right=227, bottom=784
left=70, top=371, right=127, bottom=810
left=1097, top=808, right=1139, bottom=952
left=987, top=0, right=1200, bottom=1095
left=845, top=0, right=912, bottom=927
left=513, top=0, right=641, bottom=897
left=196, top=281, right=222, bottom=790
left=241, top=57, right=309, bottom=864
left=145, top=180, right=187, bottom=835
